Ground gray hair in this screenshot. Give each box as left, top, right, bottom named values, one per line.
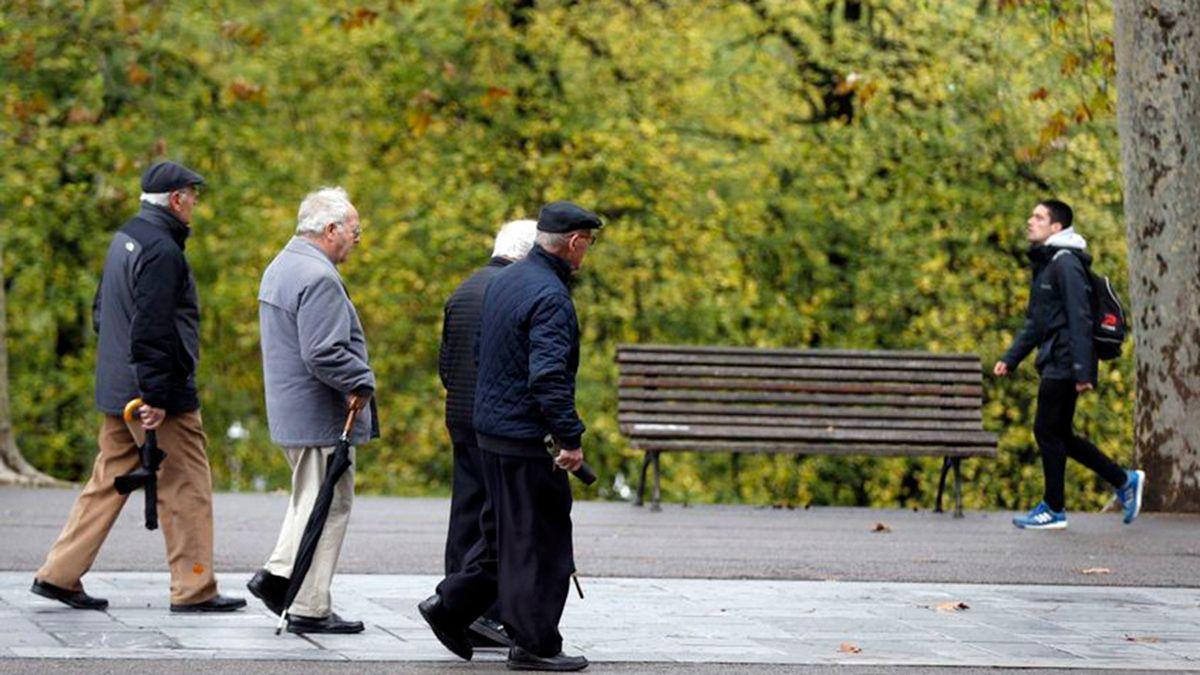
left=140, top=192, right=172, bottom=207
left=492, top=219, right=538, bottom=259
left=296, top=186, right=354, bottom=235
left=535, top=231, right=574, bottom=249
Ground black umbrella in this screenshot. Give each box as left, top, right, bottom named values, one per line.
left=113, top=398, right=166, bottom=530
left=275, top=405, right=359, bottom=635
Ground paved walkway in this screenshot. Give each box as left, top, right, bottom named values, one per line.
left=5, top=488, right=1200, bottom=586
left=3, top=572, right=1200, bottom=670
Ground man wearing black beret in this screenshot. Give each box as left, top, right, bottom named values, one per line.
left=419, top=201, right=600, bottom=672
left=32, top=160, right=245, bottom=614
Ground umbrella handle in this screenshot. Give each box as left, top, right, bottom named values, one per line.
left=122, top=398, right=144, bottom=424
left=341, top=403, right=360, bottom=439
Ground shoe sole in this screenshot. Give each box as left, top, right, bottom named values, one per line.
left=506, top=660, right=589, bottom=672
left=29, top=583, right=108, bottom=611
left=469, top=620, right=513, bottom=648
left=170, top=602, right=247, bottom=613
left=287, top=625, right=365, bottom=634
left=418, top=602, right=473, bottom=661
left=1124, top=470, right=1145, bottom=524
left=1013, top=521, right=1067, bottom=530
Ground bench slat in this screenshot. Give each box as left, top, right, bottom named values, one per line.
left=620, top=363, right=982, bottom=384
left=619, top=343, right=979, bottom=362
left=630, top=440, right=997, bottom=457
left=619, top=377, right=983, bottom=397
left=624, top=424, right=996, bottom=446
left=618, top=352, right=981, bottom=372
left=618, top=413, right=983, bottom=431
left=619, top=388, right=981, bottom=408
left=617, top=400, right=982, bottom=421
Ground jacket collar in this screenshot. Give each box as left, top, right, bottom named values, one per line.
left=137, top=203, right=190, bottom=249
left=488, top=256, right=512, bottom=269
left=286, top=236, right=343, bottom=278
left=529, top=244, right=573, bottom=284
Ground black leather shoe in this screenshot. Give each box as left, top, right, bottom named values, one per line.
left=246, top=569, right=289, bottom=616
left=30, top=579, right=108, bottom=610
left=170, top=594, right=247, bottom=613
left=469, top=616, right=513, bottom=649
left=286, top=612, right=364, bottom=634
left=507, top=646, right=588, bottom=671
left=418, top=594, right=473, bottom=660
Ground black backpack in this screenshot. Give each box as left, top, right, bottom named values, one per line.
left=1054, top=250, right=1127, bottom=361
left=1089, top=270, right=1127, bottom=360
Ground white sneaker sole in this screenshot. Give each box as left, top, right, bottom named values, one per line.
left=1014, top=519, right=1068, bottom=530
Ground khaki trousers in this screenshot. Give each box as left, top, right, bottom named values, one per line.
left=37, top=412, right=218, bottom=605
left=264, top=445, right=354, bottom=618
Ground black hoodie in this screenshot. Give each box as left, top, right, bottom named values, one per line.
left=1001, top=243, right=1097, bottom=385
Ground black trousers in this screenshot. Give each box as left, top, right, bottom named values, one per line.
left=1034, top=378, right=1127, bottom=512
left=442, top=435, right=500, bottom=622
left=437, top=449, right=575, bottom=657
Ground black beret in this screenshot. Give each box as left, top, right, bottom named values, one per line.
left=537, top=201, right=603, bottom=233
left=141, top=160, right=205, bottom=193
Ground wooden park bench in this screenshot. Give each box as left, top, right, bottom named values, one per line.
left=616, top=344, right=998, bottom=516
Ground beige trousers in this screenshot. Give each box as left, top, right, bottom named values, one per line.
left=264, top=445, right=355, bottom=618
left=37, top=412, right=218, bottom=605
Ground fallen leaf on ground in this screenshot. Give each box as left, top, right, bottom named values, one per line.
left=934, top=601, right=970, bottom=613
left=1124, top=635, right=1161, bottom=643
left=1079, top=567, right=1112, bottom=575
left=838, top=642, right=862, bottom=654
left=872, top=522, right=891, bottom=533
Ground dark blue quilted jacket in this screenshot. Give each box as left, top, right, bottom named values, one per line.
left=473, top=245, right=586, bottom=452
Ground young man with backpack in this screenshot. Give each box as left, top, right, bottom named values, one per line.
left=994, top=199, right=1144, bottom=530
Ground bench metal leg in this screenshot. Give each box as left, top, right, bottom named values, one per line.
left=634, top=451, right=652, bottom=507
left=651, top=451, right=662, bottom=512
left=935, top=457, right=952, bottom=513
left=953, top=457, right=964, bottom=518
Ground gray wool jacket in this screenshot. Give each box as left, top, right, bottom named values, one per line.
left=258, top=236, right=379, bottom=447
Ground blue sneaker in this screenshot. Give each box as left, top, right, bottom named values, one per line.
left=1116, top=469, right=1145, bottom=524
left=1013, top=502, right=1067, bottom=530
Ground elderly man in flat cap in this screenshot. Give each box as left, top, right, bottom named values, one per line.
left=420, top=201, right=601, bottom=672
left=32, top=160, right=245, bottom=613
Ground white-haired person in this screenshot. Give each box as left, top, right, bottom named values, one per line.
left=435, top=218, right=539, bottom=650
left=247, top=187, right=378, bottom=634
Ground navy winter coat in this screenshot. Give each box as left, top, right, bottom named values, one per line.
left=1001, top=244, right=1097, bottom=385
left=472, top=245, right=586, bottom=454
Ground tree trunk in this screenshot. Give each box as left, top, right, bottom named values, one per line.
left=1114, top=1, right=1200, bottom=512
left=0, top=236, right=65, bottom=486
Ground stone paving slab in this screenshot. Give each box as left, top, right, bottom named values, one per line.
left=3, top=572, right=1200, bottom=670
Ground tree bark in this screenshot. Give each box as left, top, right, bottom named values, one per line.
left=1114, top=1, right=1200, bottom=512
left=0, top=236, right=65, bottom=486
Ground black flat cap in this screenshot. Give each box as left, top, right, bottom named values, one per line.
left=537, top=201, right=603, bottom=233
left=141, top=160, right=205, bottom=193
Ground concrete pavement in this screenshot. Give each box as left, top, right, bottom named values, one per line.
left=2, top=487, right=1199, bottom=671
left=3, top=488, right=1198, bottom=586
left=4, top=572, right=1200, bottom=670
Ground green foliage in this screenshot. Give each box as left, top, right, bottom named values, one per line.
left=1, top=0, right=1130, bottom=511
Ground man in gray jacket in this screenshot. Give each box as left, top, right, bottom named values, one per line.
left=248, top=186, right=378, bottom=634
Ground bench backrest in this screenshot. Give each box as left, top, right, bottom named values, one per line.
left=616, top=344, right=997, bottom=457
